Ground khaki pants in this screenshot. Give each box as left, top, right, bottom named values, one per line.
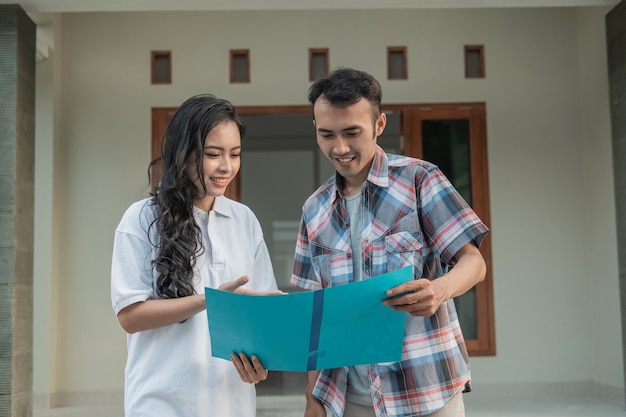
left=342, top=392, right=465, bottom=417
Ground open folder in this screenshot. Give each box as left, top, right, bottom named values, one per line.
left=205, top=265, right=412, bottom=371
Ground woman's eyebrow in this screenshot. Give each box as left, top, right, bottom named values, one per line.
left=204, top=145, right=242, bottom=150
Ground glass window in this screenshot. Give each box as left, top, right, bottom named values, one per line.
left=422, top=119, right=477, bottom=338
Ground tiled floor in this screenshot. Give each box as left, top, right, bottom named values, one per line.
left=32, top=396, right=626, bottom=417
left=33, top=372, right=626, bottom=416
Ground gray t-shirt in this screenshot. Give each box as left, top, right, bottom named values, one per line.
left=344, top=193, right=373, bottom=406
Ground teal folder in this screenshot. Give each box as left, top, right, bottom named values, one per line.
left=205, top=266, right=412, bottom=371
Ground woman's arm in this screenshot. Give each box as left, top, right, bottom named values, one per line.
left=117, top=276, right=252, bottom=334
left=117, top=294, right=206, bottom=334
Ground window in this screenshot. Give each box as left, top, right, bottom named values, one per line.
left=151, top=51, right=171, bottom=84
left=230, top=49, right=250, bottom=83
left=464, top=45, right=485, bottom=79
left=309, top=48, right=329, bottom=81
left=387, top=46, right=407, bottom=80
left=390, top=102, right=495, bottom=355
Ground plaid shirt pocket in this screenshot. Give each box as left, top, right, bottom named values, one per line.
left=385, top=231, right=424, bottom=276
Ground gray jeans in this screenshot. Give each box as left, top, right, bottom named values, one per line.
left=342, top=392, right=465, bottom=417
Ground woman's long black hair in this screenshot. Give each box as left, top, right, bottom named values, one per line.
left=148, top=94, right=246, bottom=299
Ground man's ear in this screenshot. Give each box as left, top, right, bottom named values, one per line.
left=376, top=112, right=387, bottom=137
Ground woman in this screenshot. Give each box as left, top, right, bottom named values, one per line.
left=111, top=94, right=278, bottom=417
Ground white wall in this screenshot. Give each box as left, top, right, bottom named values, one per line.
left=463, top=7, right=590, bottom=384
left=33, top=6, right=622, bottom=405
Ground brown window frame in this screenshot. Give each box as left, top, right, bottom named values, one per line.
left=389, top=102, right=495, bottom=355
left=230, top=49, right=251, bottom=83
left=308, top=48, right=329, bottom=82
left=464, top=45, right=485, bottom=79
left=151, top=102, right=495, bottom=356
left=151, top=50, right=172, bottom=84
left=387, top=46, right=408, bottom=80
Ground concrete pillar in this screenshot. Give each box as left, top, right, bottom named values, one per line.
left=607, top=0, right=626, bottom=406
left=0, top=4, right=36, bottom=417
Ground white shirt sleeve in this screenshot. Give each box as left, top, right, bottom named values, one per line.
left=110, top=199, right=156, bottom=316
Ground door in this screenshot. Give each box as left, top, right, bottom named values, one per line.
left=394, top=102, right=495, bottom=355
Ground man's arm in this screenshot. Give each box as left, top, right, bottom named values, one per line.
left=383, top=242, right=486, bottom=316
left=304, top=370, right=326, bottom=417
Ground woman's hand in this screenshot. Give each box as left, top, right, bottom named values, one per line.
left=218, top=275, right=284, bottom=295
left=218, top=275, right=251, bottom=292
left=219, top=275, right=283, bottom=384
left=231, top=352, right=270, bottom=384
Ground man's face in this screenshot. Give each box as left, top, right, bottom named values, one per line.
left=313, top=97, right=386, bottom=193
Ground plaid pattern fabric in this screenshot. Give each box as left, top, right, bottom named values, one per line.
left=291, top=146, right=489, bottom=417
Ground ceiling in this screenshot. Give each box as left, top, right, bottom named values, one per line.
left=5, top=0, right=618, bottom=59
left=1, top=0, right=620, bottom=13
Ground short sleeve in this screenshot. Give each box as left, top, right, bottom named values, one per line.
left=110, top=200, right=157, bottom=315
left=418, top=165, right=489, bottom=264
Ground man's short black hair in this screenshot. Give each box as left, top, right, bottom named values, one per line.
left=308, top=67, right=382, bottom=118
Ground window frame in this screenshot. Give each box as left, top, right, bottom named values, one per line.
left=387, top=102, right=495, bottom=355
left=387, top=46, right=408, bottom=80
left=151, top=50, right=172, bottom=84
left=464, top=45, right=485, bottom=79
left=152, top=102, right=495, bottom=356
left=230, top=49, right=251, bottom=83
left=308, top=48, right=329, bottom=82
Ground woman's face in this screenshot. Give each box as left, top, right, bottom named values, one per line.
left=192, top=120, right=241, bottom=211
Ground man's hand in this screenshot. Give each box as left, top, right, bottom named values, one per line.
left=383, top=278, right=444, bottom=316
left=383, top=243, right=486, bottom=317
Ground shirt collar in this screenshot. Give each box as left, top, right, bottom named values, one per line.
left=192, top=195, right=233, bottom=219
left=367, top=145, right=390, bottom=188
left=331, top=145, right=389, bottom=201
left=212, top=195, right=232, bottom=217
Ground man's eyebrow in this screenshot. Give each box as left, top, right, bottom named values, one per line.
left=316, top=125, right=361, bottom=133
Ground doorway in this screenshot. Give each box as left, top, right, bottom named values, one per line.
left=239, top=111, right=403, bottom=291
left=240, top=110, right=403, bottom=396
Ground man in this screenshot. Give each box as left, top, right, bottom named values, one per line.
left=291, top=67, right=489, bottom=417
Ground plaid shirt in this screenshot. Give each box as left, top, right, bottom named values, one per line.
left=291, top=146, right=489, bottom=417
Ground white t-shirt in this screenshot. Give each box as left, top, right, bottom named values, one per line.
left=111, top=196, right=277, bottom=417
